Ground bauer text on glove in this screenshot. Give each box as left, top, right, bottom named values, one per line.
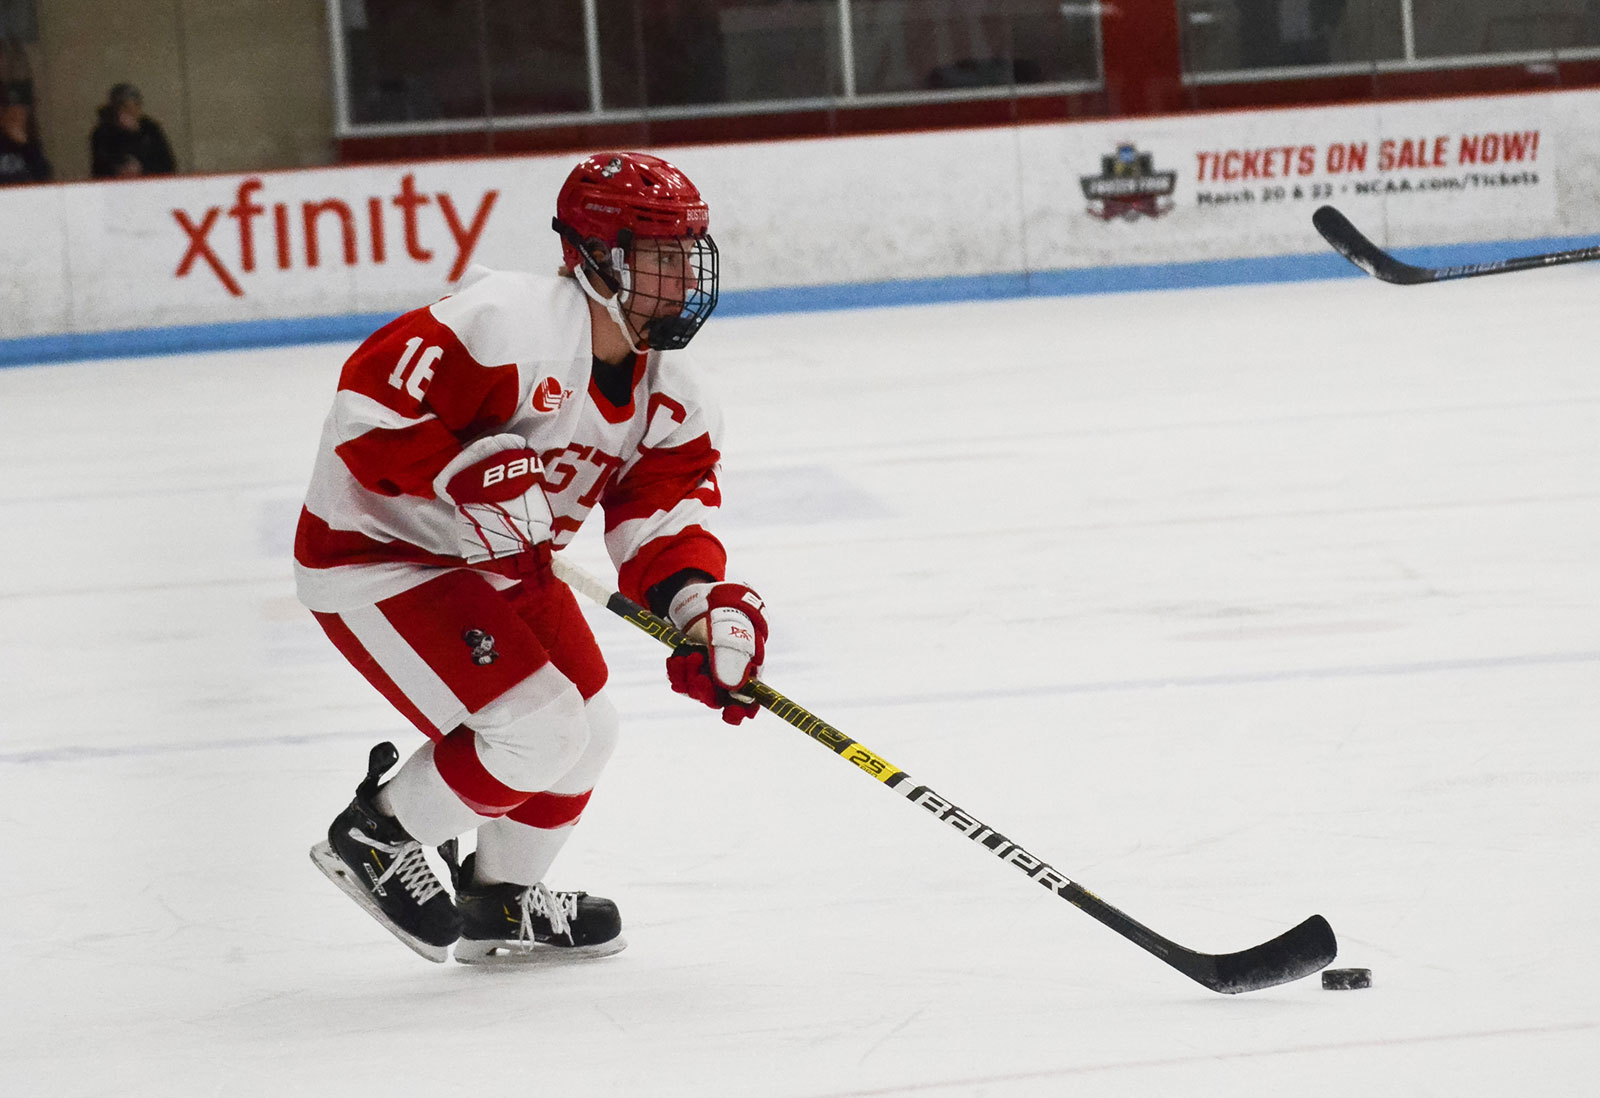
left=433, top=434, right=554, bottom=575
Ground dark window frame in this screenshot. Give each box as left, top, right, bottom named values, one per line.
left=327, top=0, right=1600, bottom=164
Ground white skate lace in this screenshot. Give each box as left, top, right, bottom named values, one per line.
left=517, top=883, right=579, bottom=947
left=350, top=829, right=446, bottom=905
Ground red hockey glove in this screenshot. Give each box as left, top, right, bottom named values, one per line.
left=666, top=646, right=758, bottom=725
left=433, top=434, right=553, bottom=577
left=665, top=581, right=768, bottom=725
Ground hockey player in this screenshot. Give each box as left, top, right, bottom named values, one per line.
left=297, top=152, right=769, bottom=963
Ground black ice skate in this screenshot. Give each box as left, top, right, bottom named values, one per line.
left=309, top=742, right=461, bottom=962
left=446, top=848, right=625, bottom=966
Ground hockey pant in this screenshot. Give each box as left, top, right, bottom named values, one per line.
left=313, top=567, right=617, bottom=887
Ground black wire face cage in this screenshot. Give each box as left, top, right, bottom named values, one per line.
left=631, top=233, right=718, bottom=352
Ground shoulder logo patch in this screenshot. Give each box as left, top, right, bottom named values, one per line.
left=531, top=376, right=573, bottom=413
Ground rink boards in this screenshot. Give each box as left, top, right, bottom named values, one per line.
left=1, top=86, right=1598, bottom=361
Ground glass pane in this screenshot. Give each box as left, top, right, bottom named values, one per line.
left=1413, top=0, right=1600, bottom=58
left=1179, top=0, right=1407, bottom=73
left=483, top=0, right=589, bottom=116
left=343, top=0, right=485, bottom=123
left=1, top=30, right=36, bottom=103
left=596, top=0, right=843, bottom=111
left=0, top=1, right=39, bottom=42
left=851, top=0, right=1099, bottom=95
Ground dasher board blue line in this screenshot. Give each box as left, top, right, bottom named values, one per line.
left=3, top=233, right=1594, bottom=368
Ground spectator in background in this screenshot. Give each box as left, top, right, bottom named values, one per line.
left=0, top=80, right=51, bottom=186
left=90, top=83, right=175, bottom=178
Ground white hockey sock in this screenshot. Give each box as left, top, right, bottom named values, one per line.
left=472, top=818, right=576, bottom=888
left=377, top=740, right=489, bottom=845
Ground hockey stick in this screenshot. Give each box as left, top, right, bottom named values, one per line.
left=1313, top=204, right=1600, bottom=284
left=552, top=556, right=1337, bottom=994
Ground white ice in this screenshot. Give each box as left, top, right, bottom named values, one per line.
left=1, top=272, right=1596, bottom=1097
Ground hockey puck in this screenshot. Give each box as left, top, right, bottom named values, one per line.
left=1321, top=968, right=1371, bottom=990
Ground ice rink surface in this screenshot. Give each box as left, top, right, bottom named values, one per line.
left=1, top=271, right=1597, bottom=1096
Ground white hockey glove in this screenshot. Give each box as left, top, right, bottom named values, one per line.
left=434, top=434, right=553, bottom=577
left=666, top=581, right=768, bottom=725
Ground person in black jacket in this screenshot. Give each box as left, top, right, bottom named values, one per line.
left=0, top=80, right=51, bottom=186
left=89, top=83, right=176, bottom=178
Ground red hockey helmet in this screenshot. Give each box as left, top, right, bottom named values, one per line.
left=553, top=152, right=718, bottom=351
left=554, top=153, right=709, bottom=267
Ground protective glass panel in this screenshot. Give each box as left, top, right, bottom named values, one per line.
left=0, top=0, right=37, bottom=42
left=595, top=0, right=844, bottom=110
left=482, top=0, right=591, bottom=115
left=342, top=0, right=486, bottom=123
left=1412, top=0, right=1600, bottom=58
left=1178, top=0, right=1407, bottom=73
left=341, top=0, right=588, bottom=123
left=850, top=0, right=1100, bottom=95
left=0, top=23, right=35, bottom=108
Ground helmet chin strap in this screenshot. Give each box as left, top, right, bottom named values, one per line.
left=579, top=265, right=646, bottom=355
left=552, top=219, right=649, bottom=354
left=576, top=248, right=649, bottom=352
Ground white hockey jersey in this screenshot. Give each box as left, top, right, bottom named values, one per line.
left=294, top=267, right=727, bottom=613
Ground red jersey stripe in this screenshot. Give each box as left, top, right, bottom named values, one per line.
left=294, top=506, right=465, bottom=570
left=616, top=528, right=727, bottom=605
left=602, top=434, right=720, bottom=527
left=338, top=306, right=522, bottom=435
left=333, top=417, right=464, bottom=498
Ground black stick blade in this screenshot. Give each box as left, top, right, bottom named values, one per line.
left=552, top=556, right=1344, bottom=998
left=1313, top=206, right=1432, bottom=284
left=1176, top=914, right=1338, bottom=994
left=1314, top=204, right=1600, bottom=285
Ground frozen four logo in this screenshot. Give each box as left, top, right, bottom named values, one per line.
left=1081, top=144, right=1177, bottom=222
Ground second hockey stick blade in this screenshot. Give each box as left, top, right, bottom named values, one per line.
left=1313, top=205, right=1600, bottom=284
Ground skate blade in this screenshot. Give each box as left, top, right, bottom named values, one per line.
left=309, top=841, right=451, bottom=964
left=454, top=936, right=627, bottom=966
